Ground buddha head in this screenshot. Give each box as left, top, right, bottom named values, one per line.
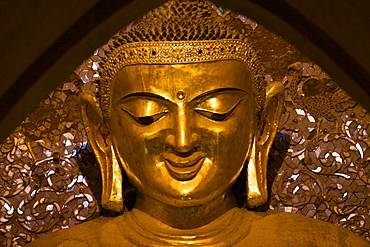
left=80, top=0, right=284, bottom=213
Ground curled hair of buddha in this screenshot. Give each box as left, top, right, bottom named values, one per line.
left=98, top=0, right=266, bottom=120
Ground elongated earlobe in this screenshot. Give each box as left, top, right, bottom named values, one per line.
left=247, top=138, right=266, bottom=207
left=247, top=83, right=285, bottom=207
left=80, top=92, right=124, bottom=212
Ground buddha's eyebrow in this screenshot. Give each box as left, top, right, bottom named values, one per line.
left=190, top=88, right=246, bottom=102
left=119, top=92, right=169, bottom=102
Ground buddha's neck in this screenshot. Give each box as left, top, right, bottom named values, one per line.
left=134, top=190, right=238, bottom=229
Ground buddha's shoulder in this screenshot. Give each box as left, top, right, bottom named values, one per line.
left=26, top=216, right=131, bottom=247
left=26, top=209, right=368, bottom=247
left=240, top=209, right=369, bottom=246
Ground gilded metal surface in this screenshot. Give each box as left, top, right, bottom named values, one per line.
left=0, top=0, right=369, bottom=245
left=82, top=60, right=283, bottom=228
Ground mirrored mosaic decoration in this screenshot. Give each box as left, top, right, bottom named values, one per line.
left=0, top=3, right=369, bottom=246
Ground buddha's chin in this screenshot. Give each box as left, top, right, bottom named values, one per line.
left=148, top=186, right=226, bottom=208
left=156, top=159, right=220, bottom=204
left=130, top=158, right=238, bottom=207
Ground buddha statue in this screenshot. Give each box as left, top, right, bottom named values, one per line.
left=27, top=0, right=368, bottom=246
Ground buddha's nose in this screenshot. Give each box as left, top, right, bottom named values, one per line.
left=165, top=103, right=200, bottom=154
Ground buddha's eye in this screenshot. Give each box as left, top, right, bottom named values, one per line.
left=194, top=90, right=245, bottom=121
left=122, top=110, right=168, bottom=125
left=119, top=97, right=169, bottom=125
left=195, top=104, right=238, bottom=121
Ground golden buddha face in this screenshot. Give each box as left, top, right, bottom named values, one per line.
left=109, top=60, right=256, bottom=207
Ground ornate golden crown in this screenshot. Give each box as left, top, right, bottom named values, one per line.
left=97, top=0, right=266, bottom=119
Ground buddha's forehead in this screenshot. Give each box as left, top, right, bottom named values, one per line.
left=111, top=60, right=252, bottom=102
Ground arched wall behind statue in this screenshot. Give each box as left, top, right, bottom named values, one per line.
left=0, top=0, right=369, bottom=142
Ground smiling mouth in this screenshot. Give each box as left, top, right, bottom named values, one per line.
left=163, top=152, right=206, bottom=181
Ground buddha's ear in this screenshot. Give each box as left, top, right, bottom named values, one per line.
left=79, top=91, right=124, bottom=213
left=247, top=83, right=285, bottom=207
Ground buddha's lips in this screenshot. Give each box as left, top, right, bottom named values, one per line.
left=163, top=152, right=206, bottom=180
left=163, top=152, right=206, bottom=167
